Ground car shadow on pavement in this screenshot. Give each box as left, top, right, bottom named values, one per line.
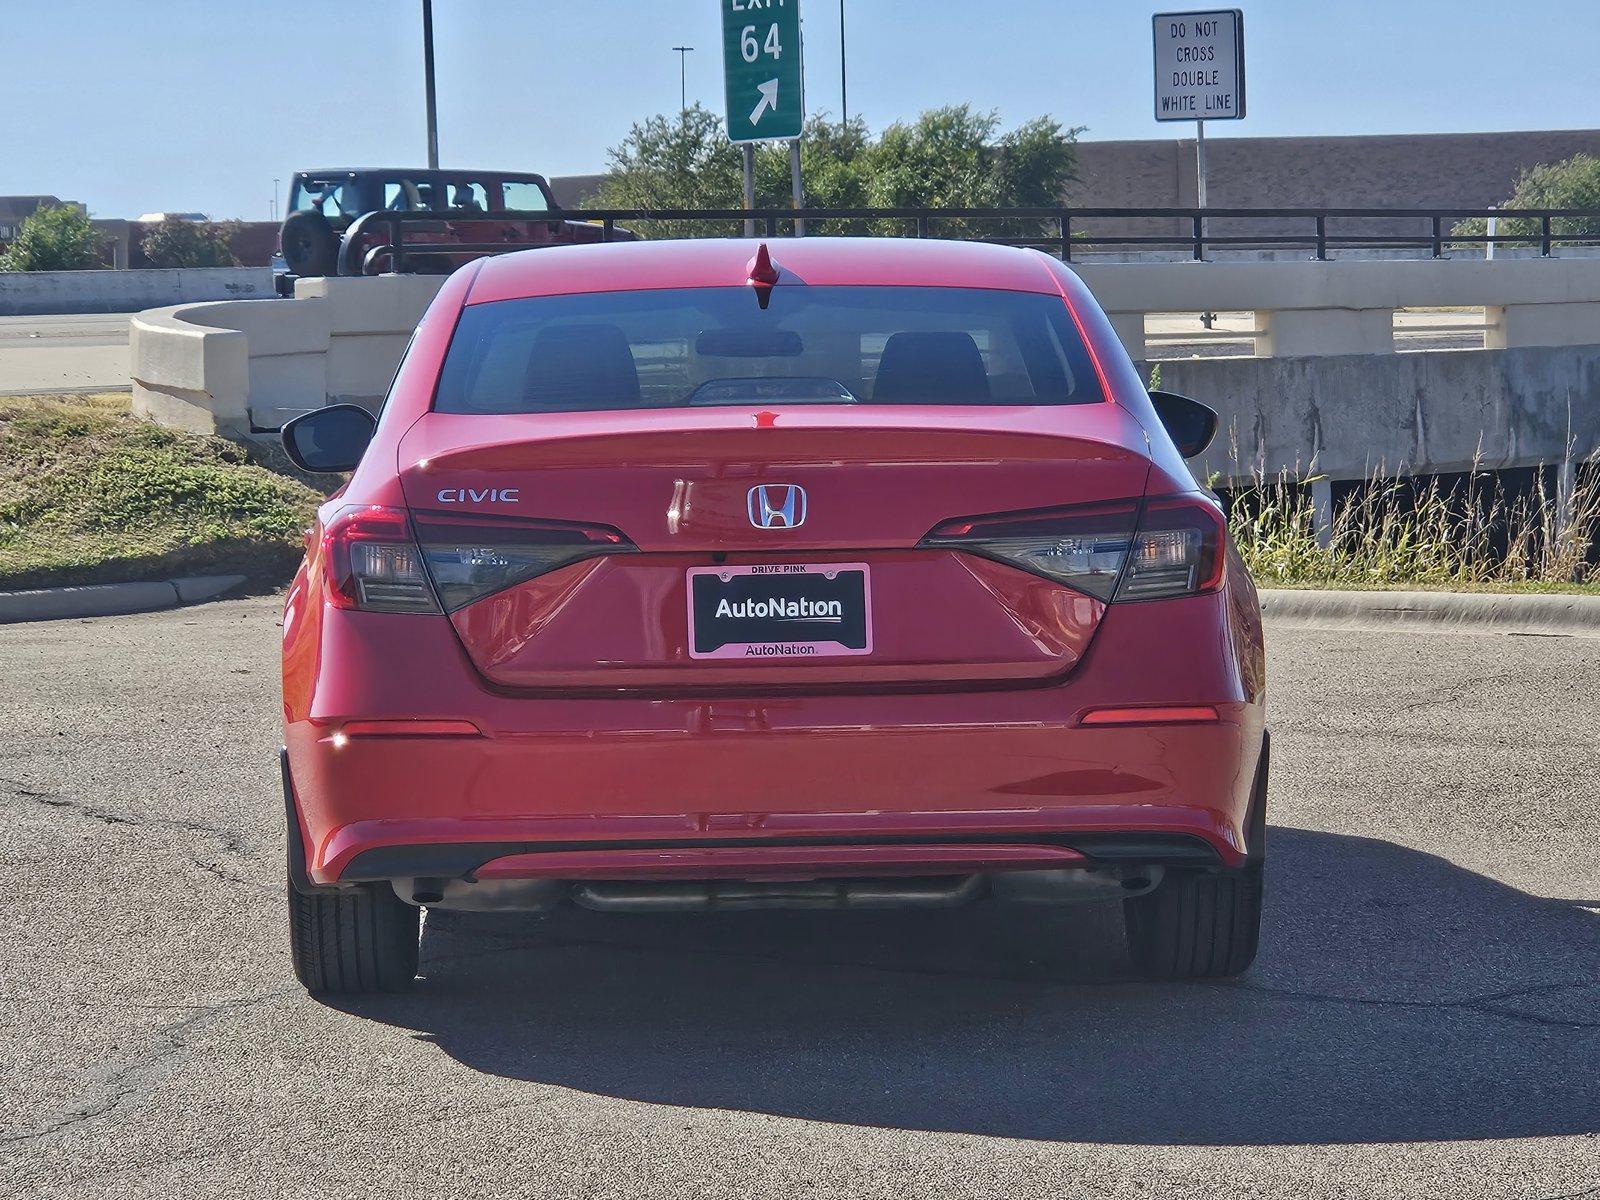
left=330, top=827, right=1600, bottom=1146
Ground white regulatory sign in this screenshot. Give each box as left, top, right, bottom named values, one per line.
left=1153, top=10, right=1245, bottom=122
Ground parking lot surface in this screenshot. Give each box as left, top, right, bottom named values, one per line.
left=1, top=598, right=1595, bottom=1198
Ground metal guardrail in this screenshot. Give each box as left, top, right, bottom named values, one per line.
left=338, top=206, right=1600, bottom=275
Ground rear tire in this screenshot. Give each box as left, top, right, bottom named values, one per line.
left=289, top=881, right=420, bottom=994
left=1123, top=865, right=1262, bottom=979
left=280, top=210, right=339, bottom=277
left=1124, top=732, right=1267, bottom=979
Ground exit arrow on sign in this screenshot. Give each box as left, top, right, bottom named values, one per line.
left=721, top=0, right=803, bottom=143
left=750, top=79, right=779, bottom=125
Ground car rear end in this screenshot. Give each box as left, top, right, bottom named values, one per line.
left=281, top=238, right=1267, bottom=993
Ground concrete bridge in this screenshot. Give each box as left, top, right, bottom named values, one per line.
left=129, top=256, right=1600, bottom=507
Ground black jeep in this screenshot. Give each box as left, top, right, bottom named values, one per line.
left=277, top=168, right=616, bottom=289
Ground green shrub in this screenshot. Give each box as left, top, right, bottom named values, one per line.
left=1453, top=153, right=1600, bottom=246
left=140, top=217, right=241, bottom=268
left=0, top=205, right=101, bottom=271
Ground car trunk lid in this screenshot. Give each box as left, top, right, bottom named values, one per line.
left=397, top=405, right=1152, bottom=691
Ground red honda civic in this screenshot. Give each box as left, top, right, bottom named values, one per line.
left=279, top=236, right=1267, bottom=994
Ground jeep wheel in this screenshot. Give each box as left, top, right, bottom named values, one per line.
left=280, top=209, right=339, bottom=278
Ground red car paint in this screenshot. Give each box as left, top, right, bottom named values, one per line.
left=281, top=238, right=1266, bottom=891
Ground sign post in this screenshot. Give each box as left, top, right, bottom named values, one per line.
left=722, top=0, right=805, bottom=235
left=1153, top=9, right=1245, bottom=256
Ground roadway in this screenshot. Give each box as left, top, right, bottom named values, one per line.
left=1145, top=309, right=1487, bottom=359
left=0, top=598, right=1595, bottom=1197
left=0, top=313, right=133, bottom=394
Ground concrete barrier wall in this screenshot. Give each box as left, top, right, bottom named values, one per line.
left=0, top=267, right=274, bottom=316
left=130, top=275, right=443, bottom=434
left=128, top=259, right=1600, bottom=476
left=1168, top=345, right=1600, bottom=487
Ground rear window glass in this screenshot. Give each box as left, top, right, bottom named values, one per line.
left=433, top=286, right=1103, bottom=414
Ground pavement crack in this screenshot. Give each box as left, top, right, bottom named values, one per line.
left=1539, top=1184, right=1600, bottom=1200
left=1, top=779, right=251, bottom=855
left=0, top=991, right=288, bottom=1147
left=1394, top=669, right=1520, bottom=713
left=1224, top=978, right=1599, bottom=1030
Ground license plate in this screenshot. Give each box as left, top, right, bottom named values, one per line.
left=686, top=563, right=872, bottom=660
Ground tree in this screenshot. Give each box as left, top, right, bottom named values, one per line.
left=591, top=104, right=1081, bottom=239
left=140, top=217, right=241, bottom=268
left=1453, top=153, right=1600, bottom=245
left=0, top=204, right=101, bottom=271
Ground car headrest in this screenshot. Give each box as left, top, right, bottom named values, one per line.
left=524, top=324, right=640, bottom=411
left=872, top=331, right=990, bottom=404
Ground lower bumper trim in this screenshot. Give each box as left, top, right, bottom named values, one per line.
left=338, top=831, right=1221, bottom=884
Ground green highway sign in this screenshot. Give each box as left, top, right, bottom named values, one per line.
left=721, top=0, right=804, bottom=143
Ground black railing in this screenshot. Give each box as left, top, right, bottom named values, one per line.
left=337, top=206, right=1600, bottom=275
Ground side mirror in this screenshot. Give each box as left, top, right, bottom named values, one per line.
left=1148, top=390, right=1218, bottom=459
left=281, top=404, right=377, bottom=473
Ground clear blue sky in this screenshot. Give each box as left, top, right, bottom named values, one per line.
left=5, top=0, right=1594, bottom=219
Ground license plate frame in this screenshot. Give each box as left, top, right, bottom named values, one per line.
left=686, top=563, right=873, bottom=661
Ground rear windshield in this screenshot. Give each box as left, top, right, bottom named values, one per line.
left=433, top=286, right=1103, bottom=414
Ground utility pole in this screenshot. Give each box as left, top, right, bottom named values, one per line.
left=672, top=46, right=694, bottom=113
left=839, top=0, right=848, bottom=125
left=422, top=0, right=440, bottom=169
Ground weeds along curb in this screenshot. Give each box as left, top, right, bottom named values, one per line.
left=0, top=575, right=246, bottom=624
left=1261, top=588, right=1600, bottom=637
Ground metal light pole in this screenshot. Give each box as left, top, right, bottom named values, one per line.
left=271, top=178, right=280, bottom=223
left=839, top=0, right=848, bottom=125
left=422, top=0, right=440, bottom=169
left=672, top=46, right=694, bottom=113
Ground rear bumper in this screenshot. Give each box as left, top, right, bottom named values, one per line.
left=284, top=588, right=1266, bottom=885
left=330, top=830, right=1225, bottom=886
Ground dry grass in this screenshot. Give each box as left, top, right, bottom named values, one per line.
left=1229, top=460, right=1600, bottom=593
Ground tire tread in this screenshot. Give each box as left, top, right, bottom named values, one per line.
left=1124, top=865, right=1262, bottom=979
left=288, top=882, right=419, bottom=995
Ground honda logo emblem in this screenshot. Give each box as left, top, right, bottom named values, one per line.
left=748, top=484, right=807, bottom=529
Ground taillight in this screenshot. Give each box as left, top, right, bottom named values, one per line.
left=411, top=510, right=635, bottom=612
left=922, top=501, right=1139, bottom=601
left=1120, top=498, right=1225, bottom=599
left=921, top=497, right=1225, bottom=603
left=321, top=505, right=440, bottom=613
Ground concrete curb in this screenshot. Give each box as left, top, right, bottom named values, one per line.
left=0, top=575, right=247, bottom=624
left=1261, top=587, right=1600, bottom=636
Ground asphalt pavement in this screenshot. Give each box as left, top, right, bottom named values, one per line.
left=0, top=598, right=1595, bottom=1198
left=0, top=313, right=132, bottom=394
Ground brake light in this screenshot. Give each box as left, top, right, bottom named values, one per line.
left=321, top=505, right=440, bottom=613
left=411, top=510, right=635, bottom=612
left=921, top=497, right=1225, bottom=602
